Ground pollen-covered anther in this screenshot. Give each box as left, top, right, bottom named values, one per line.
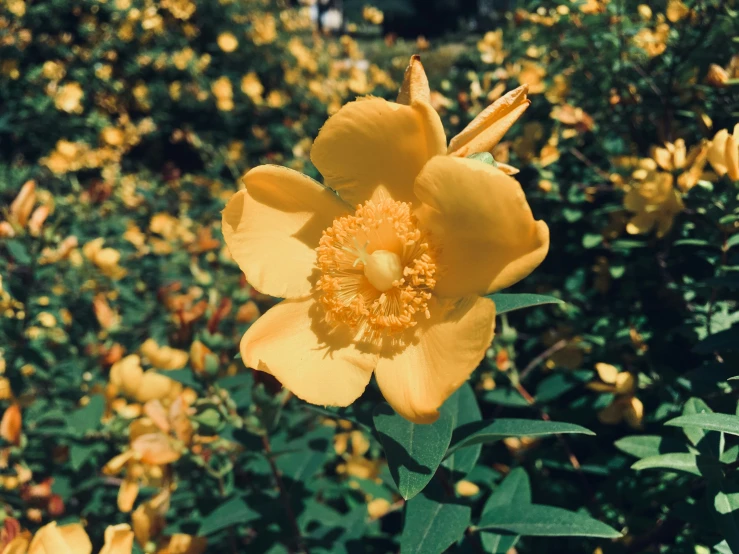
left=315, top=196, right=437, bottom=343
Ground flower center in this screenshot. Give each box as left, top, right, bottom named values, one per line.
left=315, top=194, right=437, bottom=344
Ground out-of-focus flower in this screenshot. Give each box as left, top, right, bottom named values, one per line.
left=707, top=125, right=739, bottom=181
left=161, top=0, right=196, bottom=20
left=588, top=363, right=643, bottom=429
left=651, top=139, right=709, bottom=191
left=666, top=0, right=691, bottom=22
left=516, top=61, right=546, bottom=94
left=212, top=76, right=234, bottom=111
left=93, top=293, right=121, bottom=330
left=362, top=6, right=383, bottom=24
left=53, top=82, right=84, bottom=113
left=550, top=104, right=595, bottom=135
left=250, top=13, right=277, bottom=45
left=456, top=480, right=480, bottom=497
left=217, top=32, right=238, bottom=52
left=633, top=20, right=670, bottom=57
left=241, top=72, right=264, bottom=104
left=623, top=159, right=683, bottom=238
left=83, top=238, right=127, bottom=279
left=109, top=354, right=182, bottom=405
left=140, top=339, right=189, bottom=371
left=0, top=404, right=22, bottom=445
left=223, top=56, right=547, bottom=423
left=478, top=30, right=506, bottom=65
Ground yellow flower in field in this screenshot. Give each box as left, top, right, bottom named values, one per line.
left=83, top=238, right=127, bottom=280
left=588, top=363, right=643, bottom=429
left=241, top=72, right=264, bottom=104
left=54, top=82, right=84, bottom=113
left=249, top=12, right=277, bottom=45
left=211, top=76, right=234, bottom=111
left=109, top=354, right=182, bottom=405
left=707, top=124, right=739, bottom=181
left=222, top=56, right=548, bottom=423
left=633, top=20, right=670, bottom=57
left=217, top=32, right=238, bottom=52
left=650, top=138, right=709, bottom=191
left=140, top=339, right=189, bottom=371
left=623, top=159, right=683, bottom=238
left=0, top=521, right=134, bottom=554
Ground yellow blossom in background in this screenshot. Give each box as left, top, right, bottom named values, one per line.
left=650, top=138, right=709, bottom=191
left=217, top=32, right=238, bottom=52
left=477, top=30, right=506, bottom=65
left=0, top=521, right=135, bottom=554
left=108, top=354, right=182, bottom=405
left=633, top=19, right=670, bottom=57
left=250, top=12, right=277, bottom=45
left=222, top=56, right=548, bottom=423
left=362, top=6, right=384, bottom=24
left=623, top=158, right=683, bottom=238
left=211, top=76, right=234, bottom=111
left=53, top=82, right=84, bottom=113
left=516, top=61, right=546, bottom=94
left=83, top=238, right=127, bottom=280
left=707, top=124, right=739, bottom=181
left=140, top=339, right=189, bottom=371
left=588, top=363, right=643, bottom=429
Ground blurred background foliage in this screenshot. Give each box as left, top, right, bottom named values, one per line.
left=0, top=0, right=738, bottom=552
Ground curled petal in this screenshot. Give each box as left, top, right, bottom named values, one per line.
left=375, top=296, right=496, bottom=424
left=414, top=156, right=549, bottom=297
left=396, top=55, right=430, bottom=105
left=241, top=298, right=377, bottom=407
left=222, top=165, right=349, bottom=298
left=448, top=86, right=530, bottom=157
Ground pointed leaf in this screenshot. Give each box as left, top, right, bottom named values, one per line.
left=447, top=419, right=593, bottom=456
left=631, top=453, right=718, bottom=476
left=373, top=402, right=453, bottom=500
left=477, top=503, right=620, bottom=538
left=198, top=497, right=259, bottom=536
left=480, top=468, right=531, bottom=552
left=401, top=486, right=471, bottom=554
left=442, top=383, right=482, bottom=478
left=666, top=413, right=739, bottom=437
left=486, top=293, right=563, bottom=315
left=614, top=435, right=691, bottom=459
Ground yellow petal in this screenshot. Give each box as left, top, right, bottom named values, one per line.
left=707, top=129, right=729, bottom=176
left=131, top=433, right=181, bottom=465
left=28, top=522, right=90, bottom=554
left=135, top=372, right=180, bottom=404
left=625, top=212, right=656, bottom=235
left=396, top=55, right=430, bottom=105
left=118, top=479, right=139, bottom=513
left=57, top=524, right=92, bottom=554
left=448, top=86, right=530, bottom=157
left=100, top=524, right=135, bottom=554
left=311, top=97, right=446, bottom=206
left=2, top=534, right=31, bottom=554
left=651, top=146, right=672, bottom=171
left=594, top=362, right=618, bottom=384
left=624, top=397, right=644, bottom=429
left=241, top=298, right=376, bottom=407
left=156, top=534, right=207, bottom=554
left=374, top=296, right=496, bottom=424
left=110, top=355, right=144, bottom=399
left=414, top=157, right=549, bottom=297
left=222, top=165, right=349, bottom=298
left=132, top=490, right=169, bottom=547
left=726, top=132, right=739, bottom=181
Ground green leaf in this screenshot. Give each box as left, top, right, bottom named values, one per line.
left=676, top=399, right=723, bottom=457
left=631, top=453, right=718, bottom=476
left=373, top=402, right=453, bottom=500
left=446, top=419, right=594, bottom=456
left=400, top=486, right=471, bottom=554
left=486, top=293, right=563, bottom=315
left=704, top=462, right=739, bottom=554
left=476, top=503, right=621, bottom=538
left=442, top=383, right=482, bottom=479
left=695, top=327, right=739, bottom=353
left=198, top=497, right=259, bottom=536
left=67, top=395, right=105, bottom=436
left=480, top=468, right=531, bottom=553
left=666, top=413, right=739, bottom=437
left=614, top=435, right=691, bottom=459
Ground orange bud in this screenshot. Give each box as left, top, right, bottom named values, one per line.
left=396, top=55, right=430, bottom=106
left=0, top=404, right=22, bottom=445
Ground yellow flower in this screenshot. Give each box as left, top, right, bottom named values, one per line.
left=140, top=339, right=189, bottom=371
left=1, top=521, right=134, bottom=554
left=54, top=82, right=84, bottom=113
left=211, top=76, right=234, bottom=111
left=707, top=124, right=739, bottom=181
left=241, top=72, right=264, bottom=104
left=222, top=56, right=548, bottom=423
left=588, top=363, right=643, bottom=429
left=217, top=32, right=238, bottom=52
left=249, top=13, right=277, bottom=45
left=109, top=354, right=182, bottom=405
left=650, top=138, right=709, bottom=191
left=633, top=21, right=670, bottom=57
left=623, top=159, right=683, bottom=238
left=83, top=238, right=127, bottom=280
